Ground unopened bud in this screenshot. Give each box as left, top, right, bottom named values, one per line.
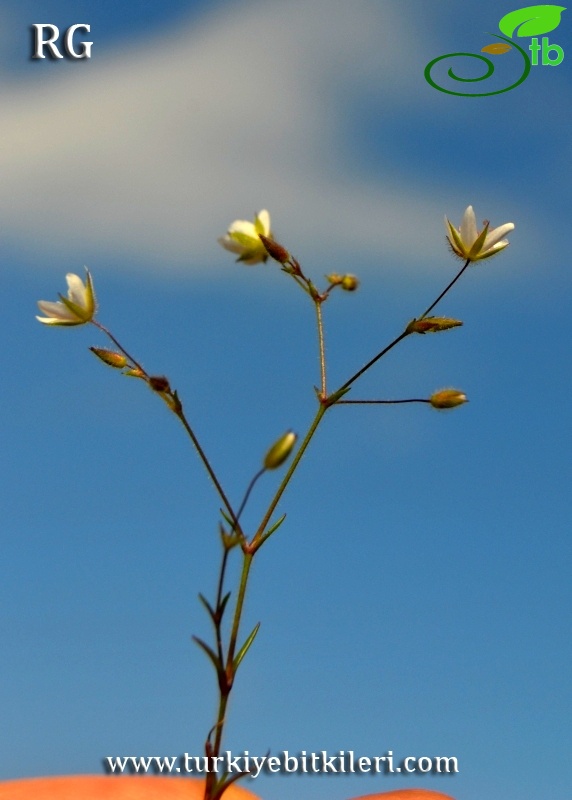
left=259, top=234, right=290, bottom=264
left=90, top=347, right=127, bottom=369
left=429, top=389, right=468, bottom=410
left=341, top=274, right=359, bottom=292
left=263, top=430, right=297, bottom=470
left=326, top=273, right=344, bottom=286
left=149, top=375, right=171, bottom=393
left=124, top=367, right=146, bottom=379
left=407, top=317, right=463, bottom=335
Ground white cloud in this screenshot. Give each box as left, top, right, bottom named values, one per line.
left=0, top=0, right=448, bottom=276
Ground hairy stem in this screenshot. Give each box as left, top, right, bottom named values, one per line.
left=315, top=300, right=327, bottom=397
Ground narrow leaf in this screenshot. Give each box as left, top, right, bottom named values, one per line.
left=257, top=514, right=287, bottom=548
left=219, top=509, right=241, bottom=540
left=192, top=636, right=222, bottom=674
left=233, top=622, right=261, bottom=672
left=266, top=513, right=287, bottom=538
left=212, top=769, right=251, bottom=800
left=198, top=593, right=216, bottom=622
left=219, top=591, right=232, bottom=620
left=326, top=385, right=351, bottom=405
left=219, top=509, right=234, bottom=527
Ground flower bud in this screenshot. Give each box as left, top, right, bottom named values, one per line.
left=124, top=367, right=146, bottom=379
left=263, top=430, right=297, bottom=470
left=326, top=273, right=344, bottom=286
left=429, top=389, right=468, bottom=409
left=407, top=317, right=463, bottom=334
left=89, top=347, right=128, bottom=369
left=258, top=234, right=291, bottom=264
left=149, top=375, right=171, bottom=394
left=341, top=274, right=359, bottom=292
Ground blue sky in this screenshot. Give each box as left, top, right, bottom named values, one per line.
left=1, top=2, right=571, bottom=800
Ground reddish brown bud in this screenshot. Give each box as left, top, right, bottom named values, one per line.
left=149, top=375, right=171, bottom=393
left=259, top=234, right=290, bottom=264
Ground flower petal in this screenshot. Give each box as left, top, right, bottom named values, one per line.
left=460, top=206, right=478, bottom=246
left=36, top=300, right=78, bottom=320
left=217, top=235, right=244, bottom=254
left=227, top=220, right=257, bottom=238
left=478, top=240, right=510, bottom=259
left=66, top=273, right=87, bottom=306
left=483, top=222, right=515, bottom=251
left=254, top=209, right=270, bottom=236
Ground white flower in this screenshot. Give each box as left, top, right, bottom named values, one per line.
left=445, top=206, right=514, bottom=262
left=218, top=209, right=271, bottom=265
left=36, top=269, right=96, bottom=326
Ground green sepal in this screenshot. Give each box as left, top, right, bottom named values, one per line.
left=446, top=221, right=465, bottom=254
left=170, top=389, right=182, bottom=413
left=468, top=221, right=489, bottom=258
left=58, top=294, right=90, bottom=322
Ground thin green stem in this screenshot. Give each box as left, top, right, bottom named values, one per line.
left=214, top=466, right=264, bottom=628
left=206, top=551, right=253, bottom=781
left=225, top=553, right=254, bottom=671
left=210, top=688, right=230, bottom=766
left=205, top=399, right=330, bottom=798
left=214, top=547, right=230, bottom=663
left=315, top=301, right=327, bottom=397
left=251, top=403, right=327, bottom=550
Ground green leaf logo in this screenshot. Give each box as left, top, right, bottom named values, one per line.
left=499, top=4, right=566, bottom=37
